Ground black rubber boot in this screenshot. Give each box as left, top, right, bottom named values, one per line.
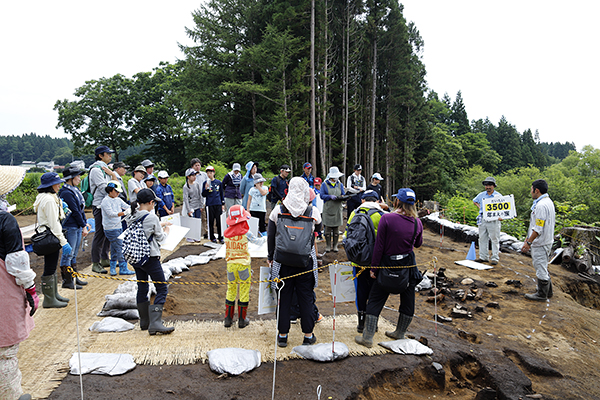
left=137, top=301, right=151, bottom=330
left=357, top=311, right=366, bottom=333
left=72, top=262, right=88, bottom=286
left=385, top=313, right=413, bottom=339
left=547, top=279, right=553, bottom=298
left=148, top=304, right=174, bottom=335
left=61, top=266, right=82, bottom=290
left=224, top=302, right=235, bottom=327
left=41, top=275, right=68, bottom=308
left=238, top=301, right=250, bottom=328
left=355, top=314, right=378, bottom=348
left=525, top=279, right=550, bottom=301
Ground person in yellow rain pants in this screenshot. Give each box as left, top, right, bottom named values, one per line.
left=223, top=205, right=252, bottom=328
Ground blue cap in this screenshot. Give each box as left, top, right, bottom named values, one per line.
left=37, top=172, right=65, bottom=189
left=393, top=188, right=416, bottom=205
left=361, top=190, right=378, bottom=200
left=95, top=145, right=115, bottom=156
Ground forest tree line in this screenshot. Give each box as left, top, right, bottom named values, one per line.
left=46, top=0, right=578, bottom=201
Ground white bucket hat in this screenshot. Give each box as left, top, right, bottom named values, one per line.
left=327, top=166, right=344, bottom=179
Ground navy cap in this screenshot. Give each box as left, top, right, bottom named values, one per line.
left=361, top=190, right=378, bottom=200
left=393, top=188, right=416, bottom=205
left=37, top=172, right=65, bottom=189
left=94, top=145, right=114, bottom=156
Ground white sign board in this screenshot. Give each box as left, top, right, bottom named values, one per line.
left=181, top=215, right=202, bottom=241
left=160, top=213, right=181, bottom=226
left=482, top=194, right=517, bottom=221
left=248, top=216, right=259, bottom=237
left=258, top=266, right=277, bottom=315
left=328, top=263, right=356, bottom=303
left=160, top=225, right=190, bottom=251
left=315, top=196, right=324, bottom=213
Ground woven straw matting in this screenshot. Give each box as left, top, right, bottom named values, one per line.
left=17, top=239, right=395, bottom=398
left=0, top=166, right=26, bottom=196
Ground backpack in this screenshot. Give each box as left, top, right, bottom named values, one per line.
left=80, top=165, right=104, bottom=207
left=122, top=214, right=153, bottom=267
left=274, top=204, right=314, bottom=268
left=344, top=208, right=382, bottom=266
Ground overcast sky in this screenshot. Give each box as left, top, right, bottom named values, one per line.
left=1, top=1, right=598, bottom=152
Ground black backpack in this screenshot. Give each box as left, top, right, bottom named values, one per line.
left=274, top=204, right=314, bottom=268
left=344, top=208, right=382, bottom=266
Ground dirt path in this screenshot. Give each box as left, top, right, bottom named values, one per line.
left=16, top=214, right=600, bottom=400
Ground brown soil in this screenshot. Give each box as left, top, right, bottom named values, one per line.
left=19, top=211, right=600, bottom=400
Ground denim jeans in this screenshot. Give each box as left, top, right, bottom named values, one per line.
left=60, top=226, right=82, bottom=266
left=104, top=228, right=125, bottom=264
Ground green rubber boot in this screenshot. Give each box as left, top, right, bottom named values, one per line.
left=355, top=314, right=378, bottom=348
left=385, top=313, right=413, bottom=340
left=41, top=275, right=68, bottom=308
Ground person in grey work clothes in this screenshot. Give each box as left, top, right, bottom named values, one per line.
left=472, top=176, right=503, bottom=265
left=521, top=179, right=556, bottom=301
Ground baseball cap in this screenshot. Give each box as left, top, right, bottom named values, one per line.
left=185, top=168, right=198, bottom=177
left=232, top=163, right=241, bottom=172
left=95, top=145, right=114, bottom=156
left=137, top=188, right=161, bottom=203
left=107, top=180, right=123, bottom=193
left=280, top=164, right=291, bottom=172
left=157, top=170, right=169, bottom=179
left=314, top=177, right=322, bottom=185
left=372, top=172, right=384, bottom=181
left=62, top=166, right=84, bottom=181
left=361, top=190, right=378, bottom=200
left=303, top=162, right=312, bottom=169
left=393, top=188, right=416, bottom=205
left=205, top=165, right=215, bottom=172
left=353, top=164, right=362, bottom=171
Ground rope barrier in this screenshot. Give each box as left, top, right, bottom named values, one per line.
left=66, top=259, right=437, bottom=287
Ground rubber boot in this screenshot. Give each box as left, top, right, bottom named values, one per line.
left=137, top=301, right=151, bottom=330
left=41, top=275, right=68, bottom=308
left=355, top=314, right=378, bottom=348
left=148, top=304, right=175, bottom=335
left=224, top=302, right=235, bottom=327
left=118, top=261, right=135, bottom=275
left=332, top=231, right=340, bottom=252
left=324, top=228, right=332, bottom=252
left=53, top=272, right=69, bottom=302
left=385, top=313, right=413, bottom=340
left=61, top=266, right=82, bottom=290
left=547, top=279, right=553, bottom=298
left=357, top=311, right=366, bottom=333
left=100, top=259, right=110, bottom=268
left=72, top=262, right=88, bottom=286
left=109, top=261, right=117, bottom=276
left=525, top=279, right=550, bottom=301
left=92, top=262, right=107, bottom=274
left=238, top=302, right=250, bottom=328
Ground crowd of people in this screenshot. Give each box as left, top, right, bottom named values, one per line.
left=0, top=147, right=557, bottom=398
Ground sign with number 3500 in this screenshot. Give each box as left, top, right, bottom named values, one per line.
left=482, top=194, right=517, bottom=221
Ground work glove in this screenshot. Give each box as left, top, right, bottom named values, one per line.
left=330, top=195, right=337, bottom=201
left=62, top=242, right=72, bottom=256
left=25, top=285, right=39, bottom=316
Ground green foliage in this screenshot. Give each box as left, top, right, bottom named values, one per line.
left=500, top=218, right=527, bottom=241
left=6, top=173, right=42, bottom=215
left=440, top=195, right=479, bottom=226
left=555, top=201, right=589, bottom=234
left=0, top=134, right=72, bottom=165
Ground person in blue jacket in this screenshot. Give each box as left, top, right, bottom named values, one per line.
left=58, top=166, right=90, bottom=289
left=155, top=170, right=175, bottom=217
left=240, top=161, right=258, bottom=207
left=202, top=165, right=225, bottom=243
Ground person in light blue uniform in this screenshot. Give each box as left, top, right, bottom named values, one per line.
left=472, top=176, right=503, bottom=265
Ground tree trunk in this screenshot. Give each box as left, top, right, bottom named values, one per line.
left=369, top=35, right=377, bottom=177
left=561, top=226, right=600, bottom=265
left=310, top=0, right=317, bottom=176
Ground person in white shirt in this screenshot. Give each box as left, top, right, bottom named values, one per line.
left=346, top=164, right=366, bottom=219
left=128, top=165, right=147, bottom=203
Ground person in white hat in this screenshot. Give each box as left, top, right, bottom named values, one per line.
left=101, top=181, right=134, bottom=276
left=472, top=176, right=502, bottom=265
left=222, top=163, right=243, bottom=213
left=320, top=166, right=346, bottom=252
left=367, top=172, right=385, bottom=204
left=0, top=166, right=38, bottom=400
left=155, top=171, right=175, bottom=217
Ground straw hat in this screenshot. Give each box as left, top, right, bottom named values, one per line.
left=0, top=166, right=26, bottom=197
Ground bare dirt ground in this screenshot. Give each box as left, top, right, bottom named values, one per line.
left=18, top=211, right=600, bottom=400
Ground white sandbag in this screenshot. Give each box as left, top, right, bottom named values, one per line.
left=89, top=317, right=135, bottom=332
left=102, top=293, right=137, bottom=310
left=97, top=308, right=140, bottom=320
left=292, top=342, right=349, bottom=362
left=185, top=254, right=212, bottom=265
left=162, top=267, right=173, bottom=281
left=379, top=338, right=433, bottom=355
left=113, top=281, right=156, bottom=296
left=69, top=352, right=136, bottom=376
left=207, top=348, right=261, bottom=375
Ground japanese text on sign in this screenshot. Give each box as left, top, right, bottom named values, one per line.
left=482, top=194, right=517, bottom=221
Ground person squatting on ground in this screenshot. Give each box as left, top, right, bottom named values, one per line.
left=346, top=164, right=366, bottom=219
left=268, top=177, right=322, bottom=347
left=246, top=173, right=268, bottom=235
left=521, top=179, right=556, bottom=301
left=101, top=181, right=134, bottom=276
left=190, top=158, right=209, bottom=239
left=125, top=188, right=174, bottom=335
left=222, top=163, right=243, bottom=213
left=473, top=176, right=503, bottom=265
left=89, top=145, right=120, bottom=274
left=356, top=188, right=423, bottom=348
left=0, top=166, right=38, bottom=400
left=155, top=170, right=175, bottom=218
left=344, top=190, right=386, bottom=333
left=202, top=166, right=225, bottom=243
left=33, top=172, right=73, bottom=308
left=320, top=166, right=345, bottom=252
left=58, top=166, right=89, bottom=289
left=223, top=205, right=253, bottom=328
